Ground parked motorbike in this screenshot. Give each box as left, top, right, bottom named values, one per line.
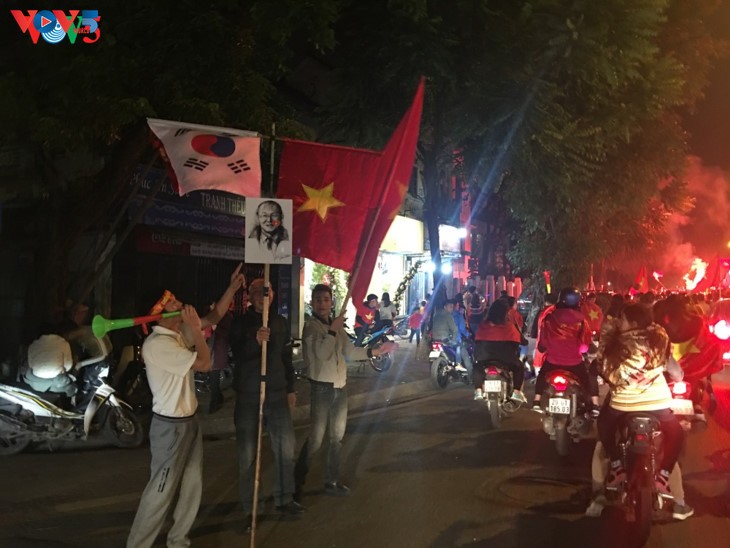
left=429, top=339, right=473, bottom=389
left=392, top=315, right=410, bottom=340
left=536, top=368, right=593, bottom=456
left=347, top=324, right=394, bottom=373
left=0, top=327, right=145, bottom=456
left=480, top=359, right=521, bottom=428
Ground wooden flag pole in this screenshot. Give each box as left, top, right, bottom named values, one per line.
left=250, top=263, right=270, bottom=547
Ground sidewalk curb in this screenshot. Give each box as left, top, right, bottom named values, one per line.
left=201, top=378, right=437, bottom=438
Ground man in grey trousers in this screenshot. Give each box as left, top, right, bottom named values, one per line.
left=127, top=265, right=244, bottom=548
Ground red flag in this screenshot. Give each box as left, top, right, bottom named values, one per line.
left=349, top=79, right=425, bottom=304
left=277, top=141, right=381, bottom=271
left=277, top=79, right=425, bottom=303
left=634, top=265, right=649, bottom=293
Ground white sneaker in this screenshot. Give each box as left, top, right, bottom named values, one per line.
left=474, top=389, right=484, bottom=400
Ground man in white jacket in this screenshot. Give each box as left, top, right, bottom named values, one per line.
left=294, top=284, right=396, bottom=502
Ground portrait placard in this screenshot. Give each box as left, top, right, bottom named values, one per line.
left=244, top=198, right=293, bottom=264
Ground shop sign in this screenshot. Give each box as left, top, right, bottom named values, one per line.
left=381, top=215, right=424, bottom=253
left=129, top=196, right=244, bottom=239
left=131, top=165, right=246, bottom=217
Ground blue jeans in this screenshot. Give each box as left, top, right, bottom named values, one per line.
left=234, top=395, right=296, bottom=512
left=295, top=381, right=348, bottom=486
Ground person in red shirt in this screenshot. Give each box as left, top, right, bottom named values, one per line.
left=532, top=287, right=599, bottom=414
left=407, top=306, right=424, bottom=346
left=354, top=294, right=379, bottom=345
left=531, top=293, right=557, bottom=372
left=474, top=299, right=527, bottom=403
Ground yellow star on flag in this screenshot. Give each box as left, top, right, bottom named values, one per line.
left=672, top=339, right=701, bottom=362
left=588, top=309, right=600, bottom=321
left=298, top=182, right=345, bottom=221
left=365, top=312, right=373, bottom=321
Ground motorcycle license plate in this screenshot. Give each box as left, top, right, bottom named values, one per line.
left=483, top=380, right=502, bottom=393
left=548, top=397, right=571, bottom=414
left=670, top=398, right=694, bottom=416
left=429, top=350, right=441, bottom=359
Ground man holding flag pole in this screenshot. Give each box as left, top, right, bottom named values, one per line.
left=276, top=78, right=425, bottom=502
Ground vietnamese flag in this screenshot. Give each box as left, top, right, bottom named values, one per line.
left=276, top=141, right=382, bottom=272
left=349, top=78, right=424, bottom=304
left=634, top=265, right=649, bottom=293
left=673, top=318, right=722, bottom=381
left=277, top=79, right=424, bottom=305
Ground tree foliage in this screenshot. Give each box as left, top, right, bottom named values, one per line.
left=304, top=0, right=725, bottom=289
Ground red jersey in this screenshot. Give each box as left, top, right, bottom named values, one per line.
left=355, top=304, right=377, bottom=329
left=475, top=321, right=521, bottom=343
left=408, top=310, right=423, bottom=329
left=537, top=308, right=591, bottom=366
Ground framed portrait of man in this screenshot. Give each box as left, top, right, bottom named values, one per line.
left=244, top=198, right=293, bottom=265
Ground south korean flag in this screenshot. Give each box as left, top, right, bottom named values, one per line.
left=148, top=118, right=262, bottom=197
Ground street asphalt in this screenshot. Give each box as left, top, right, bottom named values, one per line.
left=198, top=339, right=439, bottom=438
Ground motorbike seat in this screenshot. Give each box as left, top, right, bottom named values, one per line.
left=618, top=413, right=662, bottom=442
left=14, top=379, right=74, bottom=409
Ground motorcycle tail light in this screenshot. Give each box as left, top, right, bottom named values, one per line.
left=431, top=342, right=443, bottom=352
left=711, top=319, right=730, bottom=341
left=635, top=433, right=648, bottom=442
left=550, top=375, right=568, bottom=392
left=672, top=381, right=688, bottom=396
left=486, top=366, right=500, bottom=375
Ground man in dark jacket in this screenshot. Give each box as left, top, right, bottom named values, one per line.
left=229, top=278, right=304, bottom=530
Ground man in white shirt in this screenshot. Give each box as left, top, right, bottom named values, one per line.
left=127, top=265, right=244, bottom=548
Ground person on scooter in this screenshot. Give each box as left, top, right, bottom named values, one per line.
left=432, top=298, right=471, bottom=376
left=24, top=327, right=77, bottom=399
left=452, top=296, right=474, bottom=376
left=354, top=294, right=380, bottom=346
left=473, top=298, right=527, bottom=403
left=594, top=303, right=686, bottom=501
left=532, top=287, right=599, bottom=414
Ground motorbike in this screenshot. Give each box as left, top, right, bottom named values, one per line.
left=429, top=339, right=473, bottom=389
left=392, top=315, right=410, bottom=340
left=480, top=359, right=521, bottom=428
left=536, top=368, right=593, bottom=456
left=0, top=327, right=146, bottom=456
left=347, top=324, right=395, bottom=373
left=603, top=379, right=696, bottom=540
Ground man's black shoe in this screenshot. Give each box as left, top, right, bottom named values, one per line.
left=324, top=482, right=351, bottom=496
left=276, top=500, right=306, bottom=516
left=293, top=485, right=303, bottom=504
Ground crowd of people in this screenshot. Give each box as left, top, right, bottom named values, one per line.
left=38, top=269, right=721, bottom=544
left=417, top=283, right=724, bottom=524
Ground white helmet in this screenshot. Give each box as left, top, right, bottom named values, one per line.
left=27, top=334, right=73, bottom=379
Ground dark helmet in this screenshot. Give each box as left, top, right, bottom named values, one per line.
left=557, top=287, right=581, bottom=309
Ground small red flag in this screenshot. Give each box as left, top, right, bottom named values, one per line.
left=634, top=265, right=649, bottom=293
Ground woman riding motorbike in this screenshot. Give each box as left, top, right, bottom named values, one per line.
left=532, top=287, right=598, bottom=414
left=595, top=303, right=685, bottom=498
left=473, top=299, right=526, bottom=403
